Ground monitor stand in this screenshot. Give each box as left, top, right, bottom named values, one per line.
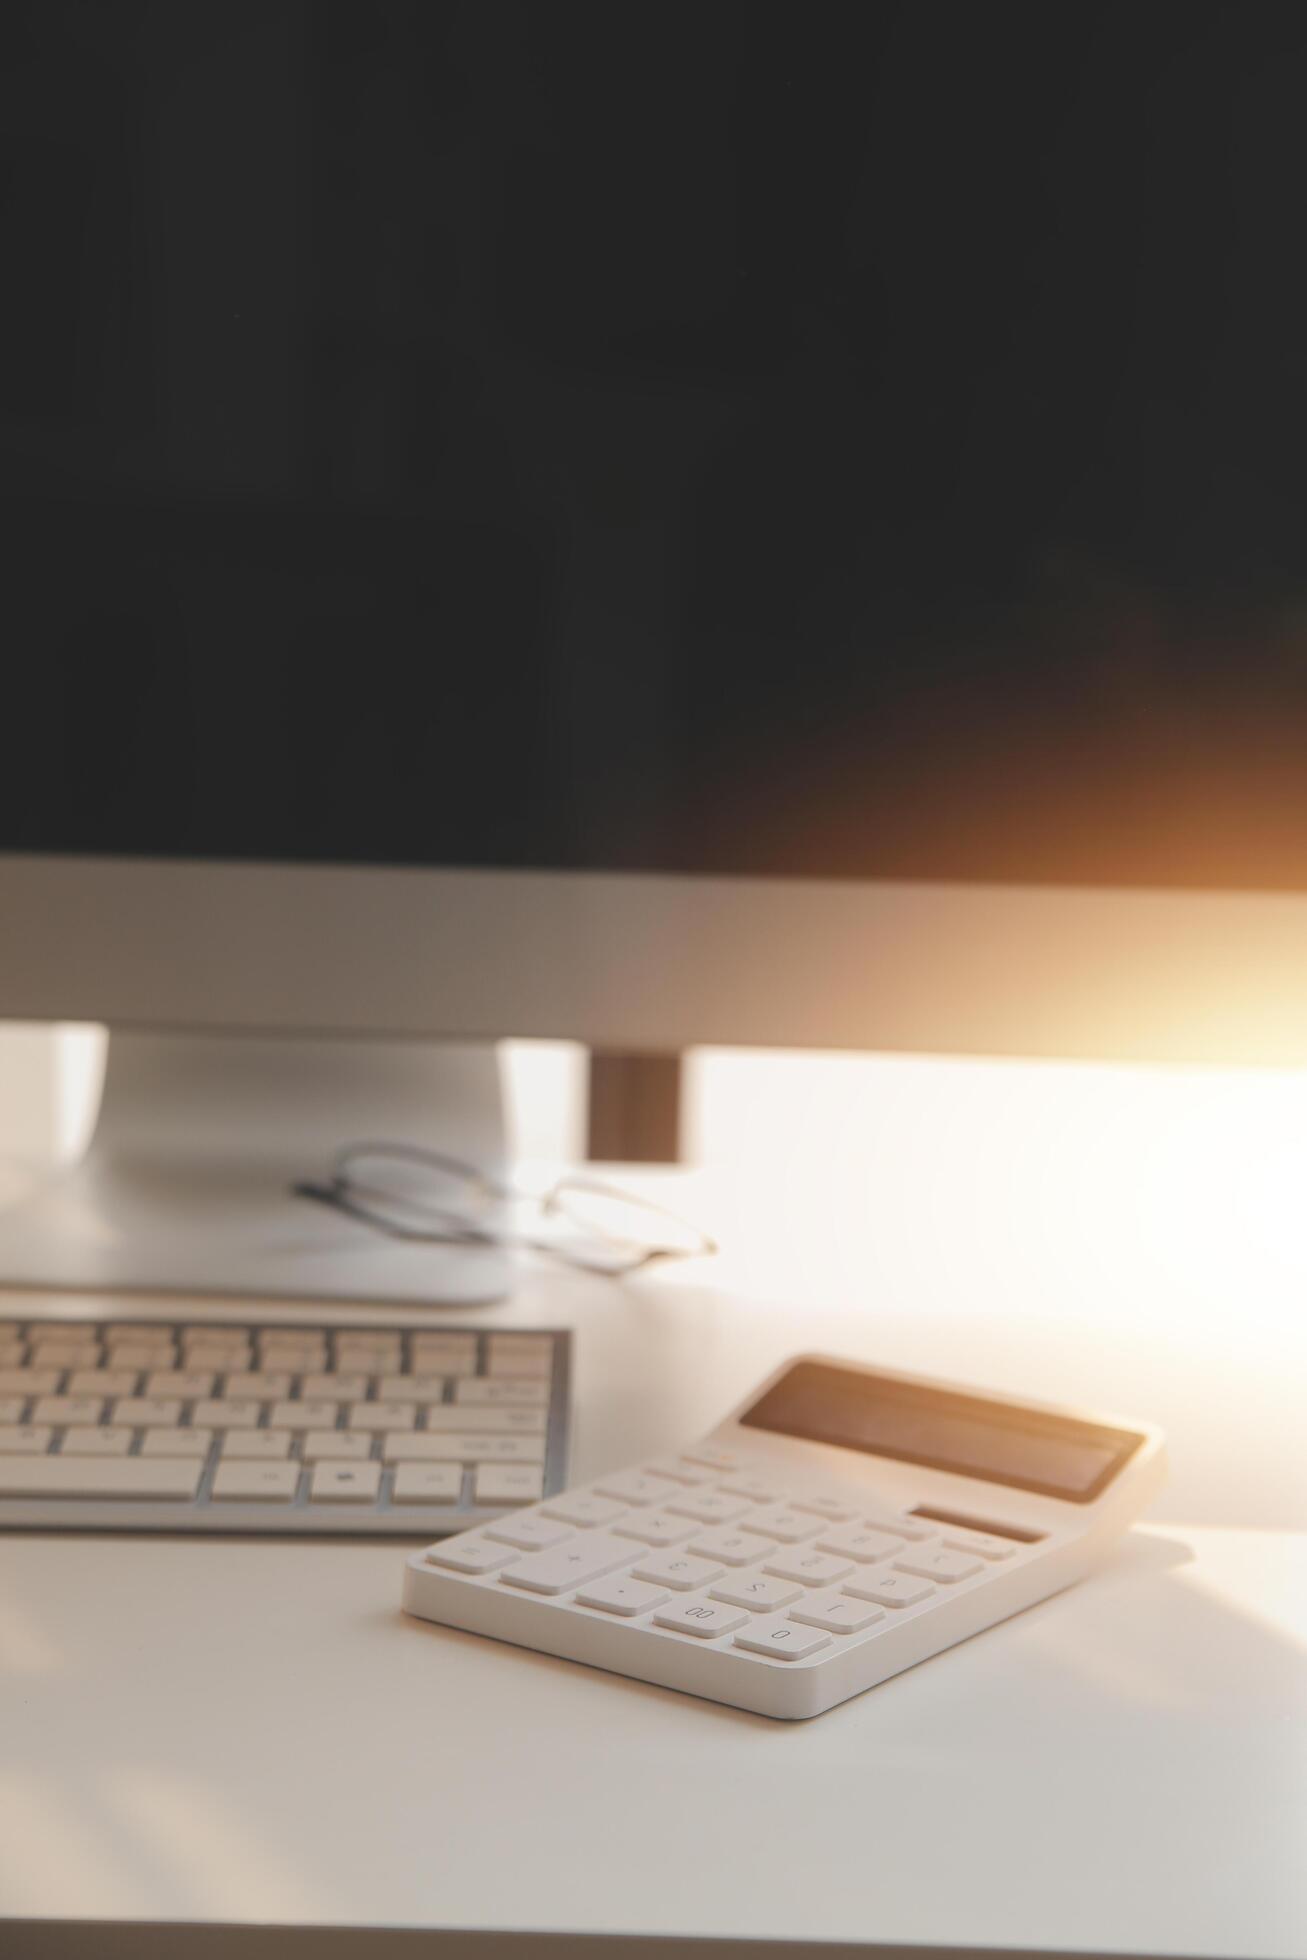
left=0, top=1030, right=513, bottom=1305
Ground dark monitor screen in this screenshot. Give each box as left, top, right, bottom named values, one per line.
left=740, top=1362, right=1145, bottom=1504
left=4, top=5, right=1307, bottom=890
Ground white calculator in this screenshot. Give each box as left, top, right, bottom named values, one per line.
left=402, top=1354, right=1165, bottom=1718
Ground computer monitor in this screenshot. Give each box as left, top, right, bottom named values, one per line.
left=4, top=5, right=1307, bottom=1299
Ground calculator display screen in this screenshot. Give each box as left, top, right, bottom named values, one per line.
left=740, top=1363, right=1144, bottom=1502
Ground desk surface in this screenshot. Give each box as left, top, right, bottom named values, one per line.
left=0, top=1262, right=1304, bottom=1958
left=3, top=1051, right=1307, bottom=1956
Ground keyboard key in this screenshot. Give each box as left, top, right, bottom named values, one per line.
left=30, top=1341, right=100, bottom=1368
left=575, top=1575, right=670, bottom=1617
left=653, top=1598, right=749, bottom=1639
left=211, top=1462, right=301, bottom=1502
left=105, top=1345, right=177, bottom=1371
left=191, top=1397, right=263, bottom=1429
left=788, top=1589, right=886, bottom=1635
left=764, top=1549, right=856, bottom=1587
left=942, top=1530, right=1018, bottom=1562
left=348, top=1401, right=417, bottom=1432
left=455, top=1378, right=548, bottom=1406
left=33, top=1396, right=105, bottom=1426
left=311, top=1461, right=382, bottom=1503
left=222, top=1372, right=292, bottom=1400
left=141, top=1427, right=213, bottom=1458
left=145, top=1370, right=216, bottom=1399
left=593, top=1469, right=683, bottom=1507
left=425, top=1537, right=517, bottom=1575
left=611, top=1510, right=699, bottom=1547
left=59, top=1426, right=131, bottom=1456
left=487, top=1349, right=551, bottom=1378
left=709, top=1573, right=803, bottom=1612
left=300, top=1372, right=370, bottom=1402
left=666, top=1491, right=753, bottom=1525
left=377, top=1374, right=447, bottom=1403
left=383, top=1432, right=545, bottom=1463
left=0, top=1399, right=23, bottom=1424
left=410, top=1335, right=476, bottom=1366
left=0, top=1369, right=60, bottom=1396
left=302, top=1429, right=373, bottom=1462
left=815, top=1526, right=905, bottom=1564
left=221, top=1430, right=293, bottom=1460
left=421, top=1404, right=547, bottom=1434
left=541, top=1491, right=629, bottom=1529
left=67, top=1369, right=140, bottom=1398
left=474, top=1464, right=545, bottom=1505
left=741, top=1506, right=822, bottom=1543
left=734, top=1616, right=832, bottom=1662
left=501, top=1533, right=637, bottom=1595
left=631, top=1550, right=725, bottom=1591
left=485, top=1512, right=574, bottom=1551
left=391, top=1464, right=463, bottom=1504
left=844, top=1571, right=936, bottom=1608
left=686, top=1527, right=779, bottom=1567
left=0, top=1425, right=53, bottom=1453
left=109, top=1398, right=182, bottom=1427
left=895, top=1548, right=985, bottom=1584
left=0, top=1455, right=202, bottom=1499
left=269, top=1399, right=342, bottom=1431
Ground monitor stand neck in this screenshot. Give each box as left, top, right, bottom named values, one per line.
left=0, top=1030, right=512, bottom=1305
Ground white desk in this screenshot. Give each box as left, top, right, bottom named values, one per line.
left=2, top=1053, right=1307, bottom=1957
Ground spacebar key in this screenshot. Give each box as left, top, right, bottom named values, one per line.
left=0, top=1455, right=203, bottom=1500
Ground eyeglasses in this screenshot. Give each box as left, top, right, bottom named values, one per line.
left=292, top=1141, right=718, bottom=1277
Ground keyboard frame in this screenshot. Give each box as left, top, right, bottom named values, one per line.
left=402, top=1352, right=1166, bottom=1719
left=0, top=1307, right=571, bottom=1536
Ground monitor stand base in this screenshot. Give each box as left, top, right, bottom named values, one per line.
left=0, top=1031, right=513, bottom=1305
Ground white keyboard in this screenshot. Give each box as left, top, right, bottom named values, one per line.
left=0, top=1300, right=570, bottom=1534
left=403, top=1353, right=1165, bottom=1718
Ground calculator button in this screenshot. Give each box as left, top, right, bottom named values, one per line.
left=653, top=1597, right=750, bottom=1639
left=485, top=1512, right=574, bottom=1552
left=665, top=1491, right=753, bottom=1526
left=741, top=1506, right=822, bottom=1543
left=677, top=1445, right=742, bottom=1472
left=791, top=1494, right=857, bottom=1521
left=391, top=1463, right=463, bottom=1504
left=426, top=1537, right=518, bottom=1575
left=815, top=1526, right=905, bottom=1563
left=642, top=1458, right=711, bottom=1485
left=594, top=1470, right=683, bottom=1507
left=541, top=1491, right=629, bottom=1529
left=943, top=1531, right=1017, bottom=1561
left=764, top=1549, right=856, bottom=1587
left=845, top=1571, right=936, bottom=1608
left=501, top=1533, right=638, bottom=1595
left=576, top=1576, right=670, bottom=1617
left=475, top=1465, right=545, bottom=1506
left=687, top=1527, right=778, bottom=1567
left=311, top=1461, right=382, bottom=1503
left=709, top=1574, right=803, bottom=1613
left=631, top=1551, right=724, bottom=1591
left=788, top=1589, right=886, bottom=1635
left=718, top=1473, right=785, bottom=1504
left=612, top=1510, right=700, bottom=1547
left=895, top=1548, right=985, bottom=1584
left=860, top=1513, right=938, bottom=1541
left=734, top=1616, right=832, bottom=1662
